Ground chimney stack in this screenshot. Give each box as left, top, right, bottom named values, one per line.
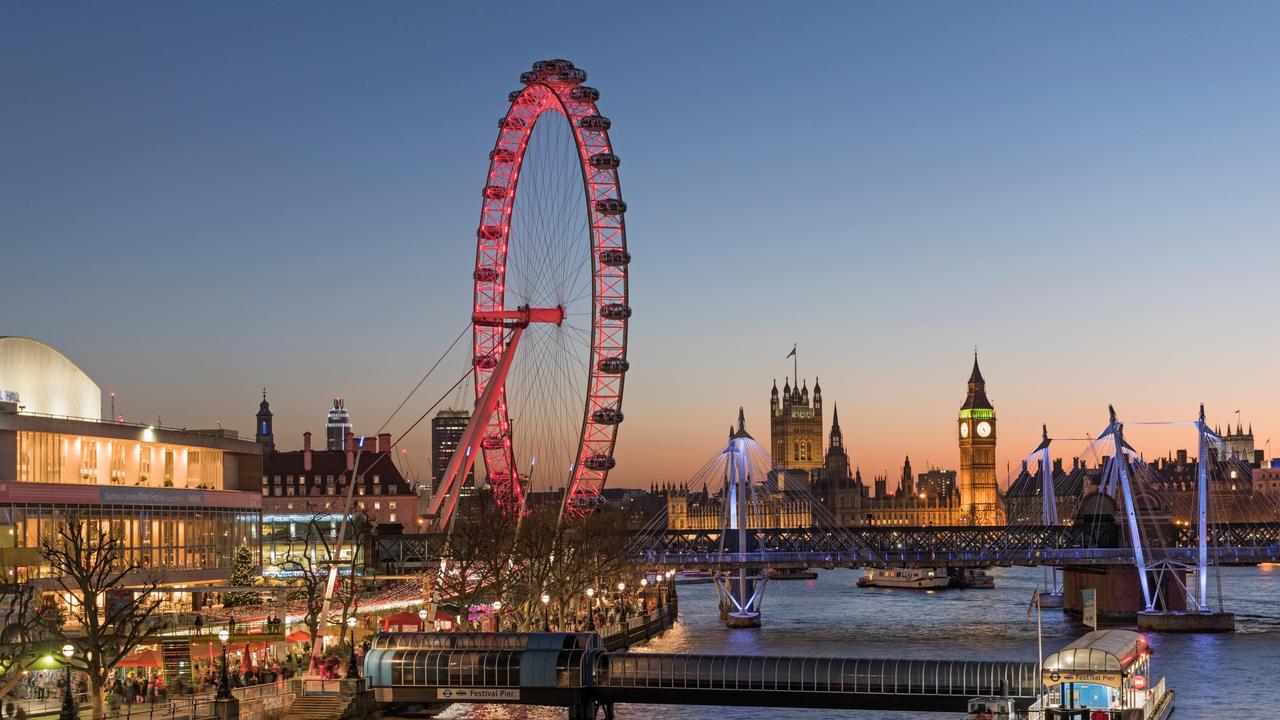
left=346, top=432, right=356, bottom=471
left=303, top=431, right=313, bottom=471
left=378, top=433, right=392, bottom=453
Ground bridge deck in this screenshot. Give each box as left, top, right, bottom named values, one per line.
left=374, top=523, right=1280, bottom=571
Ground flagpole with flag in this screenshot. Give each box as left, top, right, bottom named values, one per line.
left=787, top=344, right=797, bottom=384
left=1028, top=586, right=1043, bottom=706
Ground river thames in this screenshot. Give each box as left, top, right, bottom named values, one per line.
left=438, top=565, right=1280, bottom=718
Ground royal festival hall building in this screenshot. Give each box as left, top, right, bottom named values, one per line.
left=0, top=336, right=263, bottom=608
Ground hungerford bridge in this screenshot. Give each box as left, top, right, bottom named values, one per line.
left=383, top=405, right=1280, bottom=631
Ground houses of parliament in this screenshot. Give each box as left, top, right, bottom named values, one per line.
left=773, top=356, right=1006, bottom=526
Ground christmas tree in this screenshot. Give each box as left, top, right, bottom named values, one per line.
left=224, top=545, right=259, bottom=607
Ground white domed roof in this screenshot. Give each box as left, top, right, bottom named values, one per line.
left=0, top=337, right=102, bottom=420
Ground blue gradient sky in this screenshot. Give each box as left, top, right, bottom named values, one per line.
left=4, top=2, right=1279, bottom=489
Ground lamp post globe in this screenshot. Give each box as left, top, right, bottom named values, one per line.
left=345, top=616, right=360, bottom=679
left=585, top=589, right=596, bottom=631
left=58, top=644, right=75, bottom=720
left=216, top=628, right=232, bottom=699
left=418, top=607, right=428, bottom=631
left=540, top=593, right=551, bottom=632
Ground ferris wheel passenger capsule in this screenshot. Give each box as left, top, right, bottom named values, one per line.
left=588, top=153, right=621, bottom=170
left=571, top=86, right=600, bottom=102
left=556, top=68, right=587, bottom=84
left=598, top=357, right=630, bottom=374
left=592, top=408, right=624, bottom=425
left=599, top=250, right=631, bottom=267
left=578, top=116, right=612, bottom=131
left=583, top=454, right=616, bottom=471
left=599, top=303, right=632, bottom=320
left=595, top=199, right=627, bottom=215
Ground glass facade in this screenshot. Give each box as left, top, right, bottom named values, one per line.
left=15, top=430, right=226, bottom=489
left=3, top=503, right=259, bottom=577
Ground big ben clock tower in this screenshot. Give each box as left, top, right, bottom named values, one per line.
left=957, top=354, right=1003, bottom=525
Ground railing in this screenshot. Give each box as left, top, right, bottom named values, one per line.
left=72, top=679, right=300, bottom=720
left=637, top=523, right=1280, bottom=567
left=598, top=603, right=678, bottom=651
left=8, top=409, right=244, bottom=438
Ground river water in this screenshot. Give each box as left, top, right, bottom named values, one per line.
left=438, top=565, right=1280, bottom=719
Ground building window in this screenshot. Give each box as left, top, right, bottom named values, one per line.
left=389, top=514, right=396, bottom=523
left=373, top=475, right=381, bottom=484
left=374, top=502, right=381, bottom=510
left=388, top=502, right=397, bottom=510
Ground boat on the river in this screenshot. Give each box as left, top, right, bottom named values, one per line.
left=768, top=567, right=818, bottom=580
left=675, top=570, right=714, bottom=585
left=953, top=568, right=995, bottom=589
left=857, top=567, right=949, bottom=589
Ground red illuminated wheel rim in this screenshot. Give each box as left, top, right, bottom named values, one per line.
left=472, top=59, right=629, bottom=519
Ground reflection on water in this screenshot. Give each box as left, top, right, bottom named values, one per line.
left=438, top=566, right=1280, bottom=718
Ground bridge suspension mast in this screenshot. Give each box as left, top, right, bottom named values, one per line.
left=715, top=409, right=766, bottom=628
left=1030, top=424, right=1061, bottom=597
left=1098, top=405, right=1155, bottom=612
left=1193, top=403, right=1219, bottom=613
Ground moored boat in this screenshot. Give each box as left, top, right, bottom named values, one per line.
left=768, top=567, right=818, bottom=580
left=856, top=567, right=949, bottom=589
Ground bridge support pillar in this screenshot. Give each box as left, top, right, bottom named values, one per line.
left=569, top=700, right=613, bottom=720
left=715, top=571, right=765, bottom=628
left=1062, top=566, right=1190, bottom=622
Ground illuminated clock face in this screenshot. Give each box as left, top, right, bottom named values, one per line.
left=976, top=421, right=992, bottom=438
left=959, top=422, right=969, bottom=438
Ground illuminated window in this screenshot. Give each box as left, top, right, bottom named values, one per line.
left=374, top=502, right=381, bottom=510
left=389, top=514, right=396, bottom=522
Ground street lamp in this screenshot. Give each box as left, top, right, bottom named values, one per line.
left=418, top=607, right=428, bottom=632
left=346, top=616, right=359, bottom=679
left=540, top=593, right=550, bottom=632
left=58, top=644, right=75, bottom=720
left=492, top=600, right=503, bottom=632
left=617, top=582, right=628, bottom=621
left=585, top=588, right=596, bottom=631
left=217, top=628, right=231, bottom=699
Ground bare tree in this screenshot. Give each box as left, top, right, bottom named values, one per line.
left=277, top=514, right=334, bottom=653
left=332, top=509, right=373, bottom=650
left=0, top=564, right=63, bottom=697
left=41, top=514, right=164, bottom=720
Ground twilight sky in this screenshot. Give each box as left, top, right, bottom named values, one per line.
left=3, top=2, right=1279, bottom=490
